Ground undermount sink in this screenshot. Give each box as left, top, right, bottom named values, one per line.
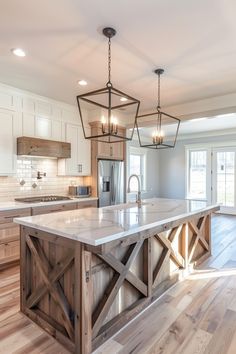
left=105, top=202, right=151, bottom=211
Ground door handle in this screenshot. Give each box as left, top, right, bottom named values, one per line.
left=111, top=164, right=115, bottom=203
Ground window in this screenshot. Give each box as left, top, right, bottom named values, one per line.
left=187, top=149, right=207, bottom=199
left=128, top=147, right=146, bottom=191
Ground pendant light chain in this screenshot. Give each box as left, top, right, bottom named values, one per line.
left=107, top=37, right=112, bottom=87
left=157, top=72, right=161, bottom=110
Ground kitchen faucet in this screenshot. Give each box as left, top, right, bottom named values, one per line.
left=127, top=174, right=142, bottom=207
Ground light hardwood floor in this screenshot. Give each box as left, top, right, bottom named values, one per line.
left=1, top=214, right=236, bottom=354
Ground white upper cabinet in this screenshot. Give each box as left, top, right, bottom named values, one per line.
left=77, top=125, right=91, bottom=176
left=35, top=116, right=51, bottom=138
left=22, top=113, right=35, bottom=137
left=58, top=123, right=91, bottom=176
left=0, top=83, right=91, bottom=176
left=0, top=110, right=15, bottom=175
left=51, top=120, right=63, bottom=141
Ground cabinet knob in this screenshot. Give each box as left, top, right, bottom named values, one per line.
left=78, top=164, right=83, bottom=173
left=110, top=146, right=113, bottom=157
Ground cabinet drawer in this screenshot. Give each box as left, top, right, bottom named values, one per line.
left=0, top=240, right=20, bottom=260
left=77, top=200, right=97, bottom=209
left=0, top=208, right=31, bottom=225
left=0, top=225, right=19, bottom=244
left=32, top=202, right=78, bottom=215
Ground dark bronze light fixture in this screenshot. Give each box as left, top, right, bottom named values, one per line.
left=136, top=69, right=180, bottom=149
left=76, top=27, right=140, bottom=143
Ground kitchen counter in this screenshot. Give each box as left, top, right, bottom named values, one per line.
left=16, top=198, right=219, bottom=354
left=15, top=198, right=218, bottom=246
left=0, top=196, right=98, bottom=211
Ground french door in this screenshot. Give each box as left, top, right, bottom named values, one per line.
left=212, top=148, right=236, bottom=213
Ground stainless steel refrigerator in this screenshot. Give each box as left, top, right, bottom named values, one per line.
left=98, top=159, right=125, bottom=207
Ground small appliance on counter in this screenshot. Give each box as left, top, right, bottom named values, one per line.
left=68, top=185, right=91, bottom=198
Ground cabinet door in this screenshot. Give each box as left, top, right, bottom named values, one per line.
left=65, top=124, right=79, bottom=175
left=0, top=111, right=15, bottom=175
left=98, top=141, right=124, bottom=160
left=22, top=113, right=35, bottom=137
left=52, top=120, right=62, bottom=141
left=58, top=123, right=91, bottom=176
left=77, top=200, right=97, bottom=209
left=31, top=203, right=77, bottom=215
left=98, top=141, right=112, bottom=158
left=35, top=117, right=62, bottom=141
left=112, top=142, right=124, bottom=160
left=77, top=126, right=91, bottom=176
left=0, top=208, right=31, bottom=268
left=35, top=116, right=52, bottom=138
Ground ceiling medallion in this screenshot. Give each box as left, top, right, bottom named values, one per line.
left=136, top=69, right=180, bottom=149
left=76, top=27, right=140, bottom=143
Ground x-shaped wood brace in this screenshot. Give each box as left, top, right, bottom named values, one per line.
left=188, top=216, right=209, bottom=262
left=25, top=235, right=75, bottom=340
left=153, top=225, right=184, bottom=289
left=92, top=240, right=144, bottom=338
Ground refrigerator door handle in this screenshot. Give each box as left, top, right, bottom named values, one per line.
left=111, top=164, right=115, bottom=204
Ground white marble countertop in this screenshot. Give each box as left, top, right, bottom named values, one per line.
left=0, top=197, right=98, bottom=211
left=14, top=198, right=219, bottom=246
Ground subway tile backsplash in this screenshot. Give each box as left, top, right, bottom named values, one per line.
left=0, top=157, right=84, bottom=201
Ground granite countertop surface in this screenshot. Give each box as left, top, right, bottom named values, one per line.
left=14, top=198, right=219, bottom=246
left=0, top=197, right=98, bottom=211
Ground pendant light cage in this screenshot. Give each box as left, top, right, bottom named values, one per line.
left=136, top=69, right=180, bottom=149
left=76, top=27, right=140, bottom=143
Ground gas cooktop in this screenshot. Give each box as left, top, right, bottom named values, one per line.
left=15, top=195, right=72, bottom=203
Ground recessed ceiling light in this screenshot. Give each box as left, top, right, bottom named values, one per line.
left=120, top=97, right=128, bottom=102
left=78, top=80, right=87, bottom=86
left=11, top=48, right=26, bottom=57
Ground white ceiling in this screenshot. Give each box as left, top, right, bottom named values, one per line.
left=139, top=113, right=236, bottom=138
left=1, top=0, right=236, bottom=112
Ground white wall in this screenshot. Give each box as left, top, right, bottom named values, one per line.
left=158, top=133, right=236, bottom=199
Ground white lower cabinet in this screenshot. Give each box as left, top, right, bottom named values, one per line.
left=58, top=123, right=91, bottom=176
left=0, top=110, right=15, bottom=175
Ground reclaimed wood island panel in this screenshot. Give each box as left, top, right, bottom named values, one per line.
left=15, top=198, right=219, bottom=354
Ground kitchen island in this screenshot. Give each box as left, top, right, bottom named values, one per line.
left=15, top=198, right=219, bottom=354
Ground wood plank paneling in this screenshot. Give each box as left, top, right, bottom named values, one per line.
left=17, top=136, right=71, bottom=158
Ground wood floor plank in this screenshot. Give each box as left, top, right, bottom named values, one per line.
left=226, top=327, right=236, bottom=354
left=141, top=276, right=228, bottom=354
left=175, top=328, right=212, bottom=354
left=199, top=275, right=236, bottom=334
left=92, top=339, right=123, bottom=354
left=116, top=302, right=181, bottom=353
left=204, top=309, right=236, bottom=354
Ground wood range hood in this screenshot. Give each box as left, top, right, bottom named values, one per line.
left=17, top=136, right=71, bottom=158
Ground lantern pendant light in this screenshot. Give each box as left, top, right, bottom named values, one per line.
left=136, top=69, right=180, bottom=149
left=76, top=27, right=140, bottom=143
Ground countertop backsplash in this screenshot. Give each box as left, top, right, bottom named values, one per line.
left=0, top=157, right=86, bottom=201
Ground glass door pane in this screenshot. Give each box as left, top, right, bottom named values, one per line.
left=189, top=150, right=207, bottom=199
left=216, top=151, right=235, bottom=207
